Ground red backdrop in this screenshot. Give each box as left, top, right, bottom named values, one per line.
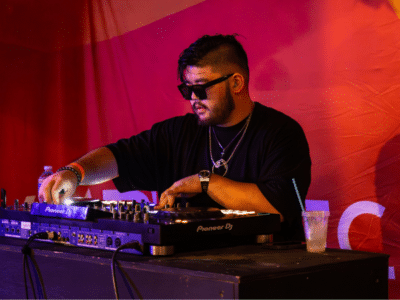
left=1, top=0, right=400, bottom=297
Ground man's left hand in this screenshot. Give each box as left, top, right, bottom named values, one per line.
left=156, top=174, right=202, bottom=209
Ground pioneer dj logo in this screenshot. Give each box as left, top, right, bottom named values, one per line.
left=44, top=206, right=65, bottom=214
left=196, top=223, right=233, bottom=232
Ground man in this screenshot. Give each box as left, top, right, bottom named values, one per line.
left=39, top=34, right=311, bottom=241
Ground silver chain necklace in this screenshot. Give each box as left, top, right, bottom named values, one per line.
left=209, top=111, right=253, bottom=176
left=212, top=121, right=247, bottom=157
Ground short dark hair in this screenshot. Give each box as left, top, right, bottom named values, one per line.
left=178, top=34, right=249, bottom=82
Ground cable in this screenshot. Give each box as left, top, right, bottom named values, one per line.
left=23, top=252, right=36, bottom=299
left=111, top=241, right=143, bottom=300
left=116, top=265, right=136, bottom=299
left=29, top=251, right=47, bottom=299
left=22, top=231, right=58, bottom=299
left=23, top=253, right=46, bottom=299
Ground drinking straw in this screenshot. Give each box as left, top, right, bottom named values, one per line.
left=292, top=178, right=305, bottom=212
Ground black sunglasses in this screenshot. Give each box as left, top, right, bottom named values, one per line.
left=178, top=73, right=234, bottom=100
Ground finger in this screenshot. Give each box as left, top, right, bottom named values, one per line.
left=155, top=192, right=168, bottom=209
left=40, top=177, right=55, bottom=204
left=57, top=189, right=67, bottom=205
left=156, top=191, right=176, bottom=209
left=51, top=184, right=61, bottom=205
left=51, top=180, right=73, bottom=205
left=51, top=181, right=65, bottom=205
left=165, top=194, right=176, bottom=208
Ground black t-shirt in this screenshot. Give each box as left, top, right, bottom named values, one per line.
left=106, top=102, right=311, bottom=241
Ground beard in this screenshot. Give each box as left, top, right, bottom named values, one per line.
left=193, top=86, right=235, bottom=126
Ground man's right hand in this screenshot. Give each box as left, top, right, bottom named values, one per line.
left=38, top=170, right=79, bottom=204
left=37, top=147, right=119, bottom=204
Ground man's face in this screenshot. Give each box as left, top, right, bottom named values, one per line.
left=183, top=65, right=235, bottom=126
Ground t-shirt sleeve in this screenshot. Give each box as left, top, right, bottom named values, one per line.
left=255, top=119, right=311, bottom=241
left=105, top=120, right=174, bottom=193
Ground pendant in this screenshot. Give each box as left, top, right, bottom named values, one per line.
left=215, top=159, right=227, bottom=168
left=212, top=159, right=228, bottom=176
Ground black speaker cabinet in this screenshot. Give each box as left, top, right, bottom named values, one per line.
left=0, top=237, right=388, bottom=299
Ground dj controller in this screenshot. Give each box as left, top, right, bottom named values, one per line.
left=0, top=199, right=281, bottom=255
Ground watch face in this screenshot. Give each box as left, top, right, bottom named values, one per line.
left=199, top=170, right=211, bottom=178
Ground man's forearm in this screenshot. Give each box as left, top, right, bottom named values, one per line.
left=73, top=147, right=119, bottom=185
left=208, top=174, right=283, bottom=220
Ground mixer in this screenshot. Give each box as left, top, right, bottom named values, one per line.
left=0, top=199, right=281, bottom=255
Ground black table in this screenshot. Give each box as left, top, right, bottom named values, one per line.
left=0, top=237, right=388, bottom=299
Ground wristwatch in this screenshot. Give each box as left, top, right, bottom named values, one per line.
left=198, top=170, right=211, bottom=193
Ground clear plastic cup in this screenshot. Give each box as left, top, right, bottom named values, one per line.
left=302, top=211, right=330, bottom=253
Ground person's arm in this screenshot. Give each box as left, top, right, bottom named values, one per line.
left=75, top=147, right=118, bottom=185
left=208, top=175, right=283, bottom=219
left=39, top=147, right=118, bottom=204
left=157, top=173, right=284, bottom=221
